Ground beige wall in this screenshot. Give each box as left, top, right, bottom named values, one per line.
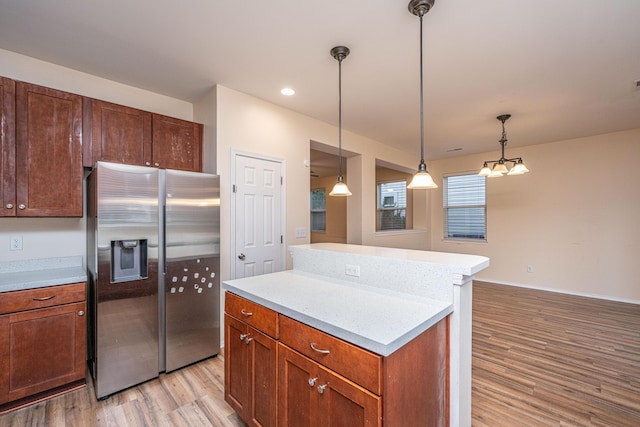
left=0, top=49, right=192, bottom=266
left=208, top=86, right=432, bottom=282
left=429, top=128, right=640, bottom=302
left=310, top=176, right=347, bottom=244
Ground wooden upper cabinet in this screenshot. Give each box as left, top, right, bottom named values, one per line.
left=152, top=114, right=202, bottom=172
left=15, top=83, right=83, bottom=217
left=83, top=99, right=152, bottom=168
left=0, top=77, right=16, bottom=217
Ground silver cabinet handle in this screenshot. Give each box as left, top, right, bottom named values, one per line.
left=33, top=295, right=55, bottom=301
left=238, top=253, right=246, bottom=260
left=145, top=162, right=151, bottom=166
left=308, top=377, right=318, bottom=386
left=317, top=384, right=327, bottom=394
left=78, top=310, right=85, bottom=316
left=6, top=203, right=13, bottom=209
left=244, top=337, right=253, bottom=344
left=240, top=309, right=253, bottom=316
left=18, top=204, right=26, bottom=210
left=154, top=162, right=159, bottom=167
left=239, top=333, right=250, bottom=341
left=310, top=342, right=330, bottom=354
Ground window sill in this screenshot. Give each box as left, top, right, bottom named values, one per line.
left=442, top=238, right=487, bottom=244
left=374, top=229, right=428, bottom=237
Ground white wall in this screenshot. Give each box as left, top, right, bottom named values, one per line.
left=0, top=49, right=193, bottom=265
left=429, top=128, right=640, bottom=303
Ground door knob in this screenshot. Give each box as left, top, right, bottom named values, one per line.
left=238, top=253, right=246, bottom=260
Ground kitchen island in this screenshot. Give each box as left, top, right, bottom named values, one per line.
left=223, top=243, right=489, bottom=426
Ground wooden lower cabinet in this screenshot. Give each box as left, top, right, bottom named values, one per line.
left=224, top=291, right=449, bottom=427
left=0, top=283, right=86, bottom=409
left=224, top=314, right=277, bottom=427
left=278, top=343, right=381, bottom=427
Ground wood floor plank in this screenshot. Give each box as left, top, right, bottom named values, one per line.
left=1, top=281, right=638, bottom=426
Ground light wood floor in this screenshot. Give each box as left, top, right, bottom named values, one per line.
left=1, top=282, right=639, bottom=426
left=472, top=281, right=640, bottom=427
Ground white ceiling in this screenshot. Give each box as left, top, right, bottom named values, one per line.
left=1, top=0, right=639, bottom=161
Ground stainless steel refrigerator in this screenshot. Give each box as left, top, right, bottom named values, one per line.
left=87, top=161, right=220, bottom=399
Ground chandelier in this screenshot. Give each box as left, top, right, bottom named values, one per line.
left=478, top=114, right=529, bottom=177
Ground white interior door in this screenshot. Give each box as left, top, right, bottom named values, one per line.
left=233, top=153, right=284, bottom=279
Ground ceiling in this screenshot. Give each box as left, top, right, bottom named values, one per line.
left=1, top=0, right=638, bottom=163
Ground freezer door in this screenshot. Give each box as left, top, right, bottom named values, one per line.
left=163, top=169, right=220, bottom=372
left=92, top=162, right=160, bottom=399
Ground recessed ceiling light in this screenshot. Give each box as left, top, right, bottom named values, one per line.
left=281, top=87, right=295, bottom=96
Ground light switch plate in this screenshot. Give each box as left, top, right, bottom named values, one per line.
left=10, top=235, right=23, bottom=251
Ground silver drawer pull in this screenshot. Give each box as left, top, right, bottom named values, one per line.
left=317, top=384, right=328, bottom=394
left=244, top=337, right=253, bottom=345
left=308, top=377, right=318, bottom=386
left=33, top=295, right=55, bottom=301
left=239, top=333, right=250, bottom=341
left=240, top=309, right=253, bottom=316
left=310, top=342, right=330, bottom=354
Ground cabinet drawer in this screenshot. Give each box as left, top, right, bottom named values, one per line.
left=279, top=315, right=382, bottom=395
left=225, top=292, right=278, bottom=339
left=0, top=282, right=86, bottom=315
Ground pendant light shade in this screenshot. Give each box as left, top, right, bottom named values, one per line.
left=329, top=45, right=351, bottom=197
left=479, top=114, right=530, bottom=178
left=406, top=0, right=437, bottom=190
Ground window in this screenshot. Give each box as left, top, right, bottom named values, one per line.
left=310, top=188, right=326, bottom=232
left=443, top=174, right=486, bottom=240
left=377, top=181, right=407, bottom=230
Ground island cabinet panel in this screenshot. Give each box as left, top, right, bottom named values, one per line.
left=0, top=77, right=16, bottom=217
left=224, top=293, right=278, bottom=427
left=278, top=344, right=381, bottom=427
left=151, top=114, right=202, bottom=172
left=0, top=283, right=86, bottom=409
left=83, top=99, right=152, bottom=168
left=224, top=291, right=449, bottom=426
left=14, top=82, right=83, bottom=217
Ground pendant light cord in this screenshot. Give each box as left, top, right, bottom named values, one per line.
left=338, top=56, right=344, bottom=178
left=419, top=12, right=425, bottom=164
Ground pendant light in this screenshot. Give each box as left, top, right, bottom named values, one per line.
left=478, top=114, right=530, bottom=178
left=329, top=46, right=352, bottom=196
left=407, top=0, right=438, bottom=190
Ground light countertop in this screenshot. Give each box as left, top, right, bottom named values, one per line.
left=223, top=270, right=452, bottom=356
left=0, top=256, right=87, bottom=293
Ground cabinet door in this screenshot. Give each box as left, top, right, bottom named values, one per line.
left=247, top=326, right=277, bottom=427
left=0, top=77, right=16, bottom=217
left=152, top=114, right=202, bottom=172
left=279, top=343, right=381, bottom=427
left=316, top=365, right=381, bottom=427
left=278, top=344, right=316, bottom=427
left=225, top=314, right=249, bottom=417
left=0, top=301, right=86, bottom=404
left=15, top=83, right=83, bottom=217
left=85, top=99, right=152, bottom=168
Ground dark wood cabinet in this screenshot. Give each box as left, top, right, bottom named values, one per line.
left=225, top=293, right=278, bottom=427
left=225, top=295, right=448, bottom=427
left=152, top=114, right=202, bottom=172
left=0, top=283, right=86, bottom=409
left=83, top=99, right=152, bottom=168
left=278, top=344, right=381, bottom=427
left=0, top=77, right=16, bottom=217
left=83, top=99, right=203, bottom=172
left=13, top=82, right=83, bottom=217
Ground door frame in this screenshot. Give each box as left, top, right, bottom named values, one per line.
left=230, top=149, right=286, bottom=280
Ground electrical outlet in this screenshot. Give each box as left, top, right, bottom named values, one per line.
left=527, top=265, right=534, bottom=273
left=345, top=264, right=360, bottom=277
left=10, top=235, right=23, bottom=251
